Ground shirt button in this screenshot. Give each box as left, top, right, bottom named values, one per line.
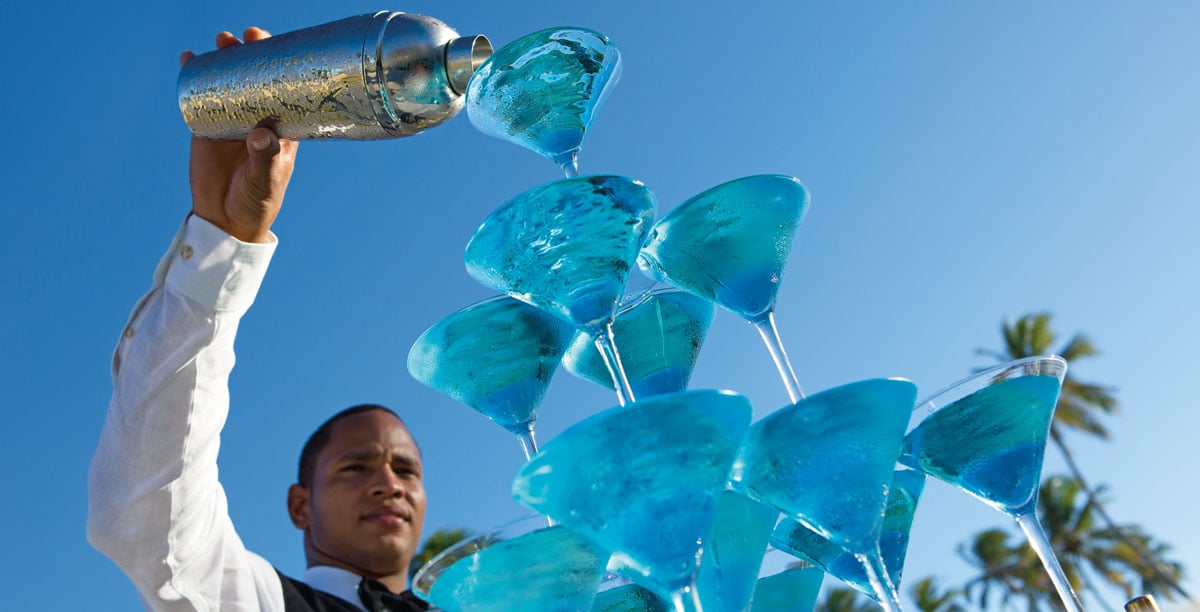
left=123, top=326, right=135, bottom=339
left=180, top=245, right=194, bottom=260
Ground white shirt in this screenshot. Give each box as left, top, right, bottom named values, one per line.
left=302, top=566, right=371, bottom=609
left=87, top=216, right=369, bottom=612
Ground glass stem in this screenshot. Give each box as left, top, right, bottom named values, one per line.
left=1014, top=510, right=1084, bottom=612
left=561, top=152, right=580, bottom=178
left=516, top=428, right=539, bottom=461
left=669, top=584, right=704, bottom=612
left=751, top=310, right=805, bottom=403
left=595, top=324, right=636, bottom=406
left=857, top=550, right=904, bottom=612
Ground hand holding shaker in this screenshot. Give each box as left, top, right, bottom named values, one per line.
left=178, top=11, right=492, bottom=140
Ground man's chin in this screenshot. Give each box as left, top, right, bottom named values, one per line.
left=361, top=538, right=415, bottom=569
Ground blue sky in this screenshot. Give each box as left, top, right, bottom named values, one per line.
left=1, top=1, right=1197, bottom=610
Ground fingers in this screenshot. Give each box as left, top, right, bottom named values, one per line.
left=215, top=27, right=270, bottom=47
left=215, top=31, right=241, bottom=49
left=243, top=27, right=272, bottom=42
left=183, top=27, right=268, bottom=66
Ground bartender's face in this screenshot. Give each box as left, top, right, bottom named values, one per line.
left=288, top=409, right=427, bottom=580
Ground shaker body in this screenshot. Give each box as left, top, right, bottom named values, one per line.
left=178, top=11, right=486, bottom=140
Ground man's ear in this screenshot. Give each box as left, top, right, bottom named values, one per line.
left=287, top=484, right=310, bottom=529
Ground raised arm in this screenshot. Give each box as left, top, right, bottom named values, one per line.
left=185, top=27, right=298, bottom=244
left=88, top=28, right=298, bottom=611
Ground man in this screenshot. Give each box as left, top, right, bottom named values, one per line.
left=88, top=28, right=428, bottom=611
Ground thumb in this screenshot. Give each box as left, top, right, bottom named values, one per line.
left=247, top=125, right=280, bottom=157
left=244, top=126, right=282, bottom=198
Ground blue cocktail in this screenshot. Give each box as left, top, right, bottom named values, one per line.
left=467, top=27, right=621, bottom=177
left=562, top=288, right=714, bottom=398
left=512, top=390, right=753, bottom=612
left=638, top=175, right=811, bottom=402
left=408, top=295, right=574, bottom=458
left=749, top=558, right=823, bottom=612
left=771, top=469, right=925, bottom=600
left=901, top=370, right=1057, bottom=511
left=695, top=491, right=779, bottom=611
left=412, top=515, right=609, bottom=611
left=593, top=582, right=671, bottom=612
left=899, top=356, right=1082, bottom=611
left=730, top=378, right=916, bottom=612
left=464, top=175, right=656, bottom=405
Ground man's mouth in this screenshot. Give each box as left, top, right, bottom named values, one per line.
left=362, top=506, right=411, bottom=528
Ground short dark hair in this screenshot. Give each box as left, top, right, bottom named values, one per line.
left=296, top=404, right=409, bottom=488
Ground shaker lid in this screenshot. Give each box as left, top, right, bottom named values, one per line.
left=1125, top=595, right=1161, bottom=612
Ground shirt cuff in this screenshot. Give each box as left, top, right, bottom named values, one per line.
left=163, top=216, right=278, bottom=312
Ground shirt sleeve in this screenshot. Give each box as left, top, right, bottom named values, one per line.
left=88, top=216, right=288, bottom=612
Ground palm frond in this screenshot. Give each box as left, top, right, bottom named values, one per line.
left=1058, top=333, right=1099, bottom=361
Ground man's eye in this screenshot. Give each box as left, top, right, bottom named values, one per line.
left=342, top=464, right=366, bottom=472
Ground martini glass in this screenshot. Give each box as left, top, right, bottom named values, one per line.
left=562, top=288, right=715, bottom=398
left=637, top=175, right=811, bottom=403
left=597, top=491, right=777, bottom=611
left=730, top=378, right=917, bottom=612
left=512, top=389, right=754, bottom=612
left=593, top=574, right=671, bottom=612
left=464, top=175, right=656, bottom=406
left=771, top=469, right=925, bottom=601
left=750, top=551, right=824, bottom=612
left=467, top=27, right=622, bottom=177
left=695, top=490, right=780, bottom=611
left=898, top=356, right=1082, bottom=611
left=407, top=295, right=574, bottom=459
left=411, top=513, right=609, bottom=611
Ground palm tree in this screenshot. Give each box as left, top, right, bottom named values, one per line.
left=975, top=312, right=1117, bottom=448
left=909, top=577, right=967, bottom=612
left=817, top=580, right=972, bottom=612
left=960, top=527, right=1051, bottom=610
left=815, top=588, right=878, bottom=612
left=1038, top=477, right=1184, bottom=604
left=977, top=313, right=1188, bottom=601
left=960, top=476, right=1184, bottom=610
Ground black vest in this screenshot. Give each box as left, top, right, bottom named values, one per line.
left=276, top=570, right=429, bottom=612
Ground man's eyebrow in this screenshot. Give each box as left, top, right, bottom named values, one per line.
left=390, top=453, right=422, bottom=469
left=334, top=449, right=382, bottom=463
left=334, top=448, right=421, bottom=466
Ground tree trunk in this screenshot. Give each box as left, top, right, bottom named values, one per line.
left=1049, top=426, right=1191, bottom=601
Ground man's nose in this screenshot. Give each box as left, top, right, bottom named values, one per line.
left=369, top=467, right=406, bottom=497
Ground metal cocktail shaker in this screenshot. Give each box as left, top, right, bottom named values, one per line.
left=178, top=11, right=492, bottom=140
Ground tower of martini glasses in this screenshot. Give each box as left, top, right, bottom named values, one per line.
left=405, top=26, right=1084, bottom=612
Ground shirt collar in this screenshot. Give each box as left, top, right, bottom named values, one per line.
left=302, top=565, right=369, bottom=611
